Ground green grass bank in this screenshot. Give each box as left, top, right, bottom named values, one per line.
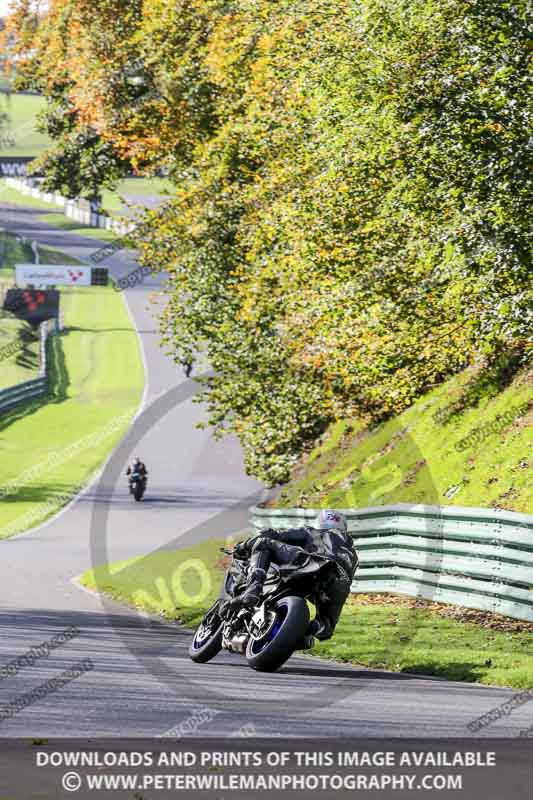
left=275, top=355, right=532, bottom=514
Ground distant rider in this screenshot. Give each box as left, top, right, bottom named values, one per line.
left=230, top=509, right=358, bottom=643
left=126, top=457, right=148, bottom=479
left=181, top=357, right=194, bottom=378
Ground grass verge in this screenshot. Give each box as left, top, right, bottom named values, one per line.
left=315, top=595, right=533, bottom=689
left=0, top=93, right=50, bottom=157
left=0, top=311, right=39, bottom=388
left=80, top=537, right=533, bottom=689
left=80, top=539, right=225, bottom=629
left=37, top=213, right=118, bottom=241
left=0, top=277, right=144, bottom=537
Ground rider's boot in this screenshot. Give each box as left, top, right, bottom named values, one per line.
left=308, top=618, right=325, bottom=638
left=232, top=550, right=270, bottom=608
left=295, top=619, right=324, bottom=650
left=297, top=635, right=316, bottom=650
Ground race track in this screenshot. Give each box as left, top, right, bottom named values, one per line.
left=0, top=202, right=530, bottom=738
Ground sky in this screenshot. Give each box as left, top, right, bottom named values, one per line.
left=1, top=1, right=49, bottom=16
left=1, top=1, right=49, bottom=17
left=0, top=1, right=15, bottom=16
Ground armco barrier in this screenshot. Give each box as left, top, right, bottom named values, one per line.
left=249, top=505, right=533, bottom=622
left=0, top=320, right=56, bottom=414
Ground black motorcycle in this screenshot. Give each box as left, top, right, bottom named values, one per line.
left=129, top=471, right=147, bottom=502
left=189, top=546, right=333, bottom=672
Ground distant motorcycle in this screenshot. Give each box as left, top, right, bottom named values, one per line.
left=128, top=471, right=147, bottom=502
left=189, top=546, right=332, bottom=672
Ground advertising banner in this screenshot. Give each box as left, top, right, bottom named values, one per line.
left=15, top=264, right=92, bottom=287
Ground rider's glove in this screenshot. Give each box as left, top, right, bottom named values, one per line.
left=233, top=542, right=250, bottom=559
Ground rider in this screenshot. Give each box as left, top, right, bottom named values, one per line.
left=231, top=509, right=358, bottom=643
left=126, top=456, right=148, bottom=480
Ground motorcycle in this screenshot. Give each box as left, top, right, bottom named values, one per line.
left=128, top=471, right=147, bottom=502
left=189, top=546, right=333, bottom=672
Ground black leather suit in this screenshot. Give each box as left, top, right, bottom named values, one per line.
left=126, top=462, right=148, bottom=477
left=239, top=526, right=358, bottom=640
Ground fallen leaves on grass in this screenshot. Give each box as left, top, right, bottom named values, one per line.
left=350, top=592, right=533, bottom=634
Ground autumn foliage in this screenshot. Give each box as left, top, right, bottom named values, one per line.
left=6, top=0, right=532, bottom=484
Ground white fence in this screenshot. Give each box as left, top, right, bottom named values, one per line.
left=4, top=177, right=134, bottom=237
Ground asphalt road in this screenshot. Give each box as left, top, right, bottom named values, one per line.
left=0, top=201, right=531, bottom=739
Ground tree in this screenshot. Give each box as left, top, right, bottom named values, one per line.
left=6, top=0, right=531, bottom=484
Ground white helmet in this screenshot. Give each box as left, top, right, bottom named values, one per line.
left=314, top=509, right=347, bottom=534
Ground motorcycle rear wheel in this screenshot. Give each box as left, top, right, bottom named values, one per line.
left=246, top=596, right=309, bottom=672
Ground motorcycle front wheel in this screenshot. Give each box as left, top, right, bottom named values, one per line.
left=189, top=601, right=224, bottom=663
left=246, top=596, right=309, bottom=672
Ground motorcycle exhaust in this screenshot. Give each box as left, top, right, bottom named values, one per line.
left=225, top=633, right=248, bottom=654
